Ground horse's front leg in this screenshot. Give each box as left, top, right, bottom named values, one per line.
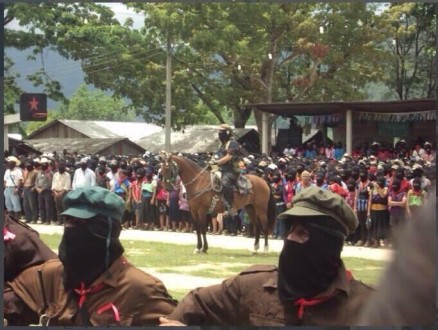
left=193, top=220, right=202, bottom=254
left=200, top=214, right=208, bottom=253
left=253, top=225, right=261, bottom=254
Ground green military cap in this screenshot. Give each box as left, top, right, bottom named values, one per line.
left=278, top=186, right=358, bottom=236
left=61, top=186, right=125, bottom=222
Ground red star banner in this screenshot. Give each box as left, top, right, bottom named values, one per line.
left=20, top=93, right=47, bottom=121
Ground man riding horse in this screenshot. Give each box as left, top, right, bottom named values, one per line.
left=209, top=124, right=242, bottom=217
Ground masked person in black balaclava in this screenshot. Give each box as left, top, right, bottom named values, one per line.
left=4, top=187, right=177, bottom=326
left=276, top=187, right=363, bottom=307
left=209, top=124, right=242, bottom=217
left=160, top=187, right=374, bottom=326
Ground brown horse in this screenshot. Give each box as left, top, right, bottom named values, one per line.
left=161, top=154, right=276, bottom=254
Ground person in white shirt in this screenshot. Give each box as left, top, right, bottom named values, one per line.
left=411, top=143, right=426, bottom=160
left=51, top=161, right=72, bottom=224
left=72, top=158, right=96, bottom=190
left=106, top=159, right=119, bottom=192
left=4, top=156, right=23, bottom=219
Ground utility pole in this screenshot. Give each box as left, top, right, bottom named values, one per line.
left=165, top=36, right=172, bottom=152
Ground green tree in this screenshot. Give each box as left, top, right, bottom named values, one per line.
left=59, top=83, right=135, bottom=121
left=376, top=3, right=436, bottom=99
left=4, top=3, right=119, bottom=106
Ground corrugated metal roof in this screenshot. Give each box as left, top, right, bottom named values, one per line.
left=136, top=125, right=257, bottom=153
left=58, top=120, right=162, bottom=141
left=23, top=137, right=144, bottom=155
left=248, top=98, right=436, bottom=116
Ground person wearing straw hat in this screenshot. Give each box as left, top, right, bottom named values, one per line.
left=4, top=156, right=23, bottom=220
left=4, top=186, right=177, bottom=326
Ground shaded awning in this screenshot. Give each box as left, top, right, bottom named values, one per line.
left=247, top=98, right=436, bottom=117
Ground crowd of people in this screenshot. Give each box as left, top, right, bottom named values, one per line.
left=3, top=127, right=436, bottom=326
left=4, top=137, right=435, bottom=248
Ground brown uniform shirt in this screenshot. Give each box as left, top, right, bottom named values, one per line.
left=168, top=264, right=374, bottom=326
left=4, top=215, right=58, bottom=283
left=5, top=257, right=177, bottom=326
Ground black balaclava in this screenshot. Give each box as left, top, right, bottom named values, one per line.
left=413, top=168, right=423, bottom=178
left=97, top=166, right=106, bottom=175
left=392, top=178, right=401, bottom=192
left=395, top=169, right=405, bottom=181
left=218, top=130, right=230, bottom=142
left=58, top=163, right=66, bottom=174
left=277, top=216, right=344, bottom=302
left=316, top=175, right=325, bottom=187
left=58, top=215, right=124, bottom=290
left=376, top=176, right=386, bottom=188
left=120, top=160, right=127, bottom=170
left=412, top=178, right=422, bottom=192
left=346, top=179, right=356, bottom=192
left=272, top=175, right=281, bottom=184
left=359, top=172, right=368, bottom=182
left=351, top=168, right=359, bottom=181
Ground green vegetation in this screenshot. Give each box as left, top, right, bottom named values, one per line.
left=5, top=3, right=435, bottom=132
left=40, top=233, right=385, bottom=301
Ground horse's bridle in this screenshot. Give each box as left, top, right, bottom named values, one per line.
left=163, top=156, right=213, bottom=200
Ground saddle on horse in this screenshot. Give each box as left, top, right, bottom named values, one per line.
left=211, top=171, right=253, bottom=195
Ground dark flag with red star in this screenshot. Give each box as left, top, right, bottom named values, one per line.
left=20, top=93, right=47, bottom=121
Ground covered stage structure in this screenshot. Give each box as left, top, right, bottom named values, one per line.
left=248, top=98, right=436, bottom=154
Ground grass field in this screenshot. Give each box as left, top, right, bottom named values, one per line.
left=40, top=233, right=386, bottom=301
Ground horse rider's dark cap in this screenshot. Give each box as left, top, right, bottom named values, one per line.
left=278, top=186, right=358, bottom=236
left=218, top=124, right=232, bottom=131
left=61, top=186, right=125, bottom=222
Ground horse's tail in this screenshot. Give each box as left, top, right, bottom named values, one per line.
left=266, top=185, right=276, bottom=235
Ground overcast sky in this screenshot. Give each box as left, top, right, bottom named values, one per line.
left=99, top=2, right=145, bottom=29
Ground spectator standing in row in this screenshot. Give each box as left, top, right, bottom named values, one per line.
left=167, top=176, right=181, bottom=231
left=113, top=169, right=132, bottom=229
left=95, top=165, right=111, bottom=189
left=35, top=158, right=54, bottom=225
left=411, top=142, right=425, bottom=160
left=51, top=161, right=71, bottom=225
left=344, top=179, right=357, bottom=245
left=178, top=182, right=192, bottom=233
left=354, top=171, right=371, bottom=246
left=4, top=156, right=23, bottom=220
left=141, top=171, right=157, bottom=230
left=406, top=177, right=427, bottom=219
left=409, top=164, right=431, bottom=190
left=283, top=169, right=297, bottom=209
left=106, top=160, right=119, bottom=191
left=72, top=158, right=96, bottom=190
left=422, top=141, right=435, bottom=162
left=271, top=171, right=285, bottom=239
left=367, top=176, right=389, bottom=248
left=295, top=170, right=314, bottom=193
left=156, top=179, right=169, bottom=231
left=387, top=178, right=407, bottom=246
left=22, top=160, right=38, bottom=224
left=130, top=167, right=146, bottom=229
